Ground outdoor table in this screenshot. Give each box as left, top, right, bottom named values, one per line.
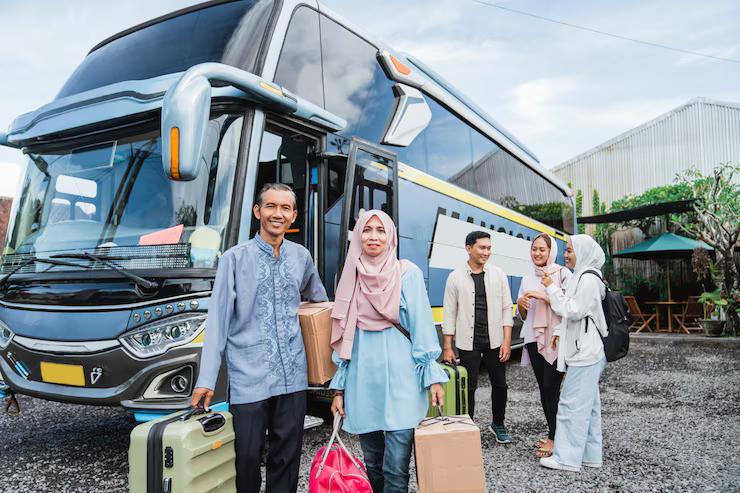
left=645, top=301, right=689, bottom=334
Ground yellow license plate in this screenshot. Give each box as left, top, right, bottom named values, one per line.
left=40, top=362, right=86, bottom=387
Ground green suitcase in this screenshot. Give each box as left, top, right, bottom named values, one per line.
left=426, top=362, right=469, bottom=418
left=128, top=408, right=236, bottom=493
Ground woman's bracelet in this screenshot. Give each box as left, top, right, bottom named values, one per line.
left=333, top=390, right=344, bottom=397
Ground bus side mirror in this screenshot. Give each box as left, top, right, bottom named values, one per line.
left=161, top=62, right=348, bottom=181
left=0, top=132, right=20, bottom=149
left=161, top=74, right=212, bottom=181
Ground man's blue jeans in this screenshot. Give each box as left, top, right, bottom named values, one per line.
left=358, top=429, right=414, bottom=493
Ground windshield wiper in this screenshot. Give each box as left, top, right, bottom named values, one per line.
left=0, top=256, right=91, bottom=292
left=50, top=252, right=159, bottom=291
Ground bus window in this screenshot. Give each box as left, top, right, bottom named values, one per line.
left=274, top=7, right=323, bottom=107
left=348, top=149, right=394, bottom=231
left=319, top=15, right=395, bottom=144
left=323, top=156, right=347, bottom=296
left=251, top=128, right=314, bottom=246
left=336, top=141, right=397, bottom=282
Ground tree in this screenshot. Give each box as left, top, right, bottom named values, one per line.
left=575, top=189, right=585, bottom=233
left=591, top=189, right=600, bottom=217
left=675, top=163, right=740, bottom=335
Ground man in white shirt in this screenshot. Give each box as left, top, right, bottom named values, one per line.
left=442, top=230, right=514, bottom=443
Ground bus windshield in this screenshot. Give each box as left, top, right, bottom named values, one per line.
left=57, top=0, right=275, bottom=99
left=2, top=112, right=244, bottom=272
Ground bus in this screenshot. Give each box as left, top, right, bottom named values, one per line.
left=0, top=0, right=574, bottom=421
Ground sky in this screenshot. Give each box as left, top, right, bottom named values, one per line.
left=1, top=0, right=739, bottom=198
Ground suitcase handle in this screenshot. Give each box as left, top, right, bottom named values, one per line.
left=181, top=406, right=208, bottom=421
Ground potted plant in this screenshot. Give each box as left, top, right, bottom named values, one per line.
left=697, top=289, right=727, bottom=337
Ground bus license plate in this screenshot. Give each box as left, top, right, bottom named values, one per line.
left=40, top=362, right=86, bottom=387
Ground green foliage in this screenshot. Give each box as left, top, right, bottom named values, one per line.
left=698, top=289, right=728, bottom=319
left=609, top=182, right=695, bottom=235
left=675, top=163, right=740, bottom=334
left=615, top=265, right=667, bottom=299
left=498, top=196, right=568, bottom=230
left=575, top=189, right=585, bottom=233
left=592, top=189, right=600, bottom=216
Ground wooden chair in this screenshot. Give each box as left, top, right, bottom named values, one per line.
left=625, top=296, right=656, bottom=333
left=677, top=296, right=703, bottom=333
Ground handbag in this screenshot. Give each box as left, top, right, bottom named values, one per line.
left=309, top=413, right=372, bottom=493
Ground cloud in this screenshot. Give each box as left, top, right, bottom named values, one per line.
left=509, top=77, right=581, bottom=133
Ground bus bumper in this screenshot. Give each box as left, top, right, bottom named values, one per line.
left=0, top=339, right=226, bottom=411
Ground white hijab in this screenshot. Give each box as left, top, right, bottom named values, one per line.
left=567, top=235, right=606, bottom=296
left=571, top=234, right=608, bottom=337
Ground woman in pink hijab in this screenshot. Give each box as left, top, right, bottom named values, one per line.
left=516, top=233, right=572, bottom=459
left=329, top=210, right=447, bottom=492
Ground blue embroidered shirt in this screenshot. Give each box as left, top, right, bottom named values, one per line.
left=196, top=233, right=328, bottom=404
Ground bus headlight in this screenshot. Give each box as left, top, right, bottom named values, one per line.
left=119, top=313, right=206, bottom=359
left=0, top=320, right=14, bottom=349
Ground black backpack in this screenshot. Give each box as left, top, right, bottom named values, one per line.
left=579, top=270, right=632, bottom=362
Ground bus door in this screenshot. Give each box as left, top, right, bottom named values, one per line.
left=251, top=122, right=321, bottom=255
left=337, top=138, right=399, bottom=281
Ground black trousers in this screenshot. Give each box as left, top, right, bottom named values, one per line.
left=458, top=347, right=507, bottom=425
left=526, top=342, right=564, bottom=440
left=231, top=390, right=306, bottom=493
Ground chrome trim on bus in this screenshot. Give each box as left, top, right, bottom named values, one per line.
left=13, top=336, right=120, bottom=354
left=0, top=292, right=210, bottom=312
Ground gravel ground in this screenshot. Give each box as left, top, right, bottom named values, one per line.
left=1, top=336, right=739, bottom=492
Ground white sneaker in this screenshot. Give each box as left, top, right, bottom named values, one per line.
left=582, top=461, right=602, bottom=468
left=539, top=456, right=581, bottom=472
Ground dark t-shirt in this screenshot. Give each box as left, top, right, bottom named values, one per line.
left=471, top=271, right=490, bottom=349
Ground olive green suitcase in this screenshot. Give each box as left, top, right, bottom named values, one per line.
left=426, top=362, right=469, bottom=418
left=129, top=408, right=236, bottom=493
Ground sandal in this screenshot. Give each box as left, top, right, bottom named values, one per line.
left=535, top=446, right=553, bottom=458
left=534, top=437, right=548, bottom=448
left=535, top=438, right=554, bottom=458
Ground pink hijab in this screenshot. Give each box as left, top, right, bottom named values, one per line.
left=331, top=210, right=403, bottom=360
left=521, top=234, right=564, bottom=366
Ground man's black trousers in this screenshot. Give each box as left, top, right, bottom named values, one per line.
left=458, top=347, right=508, bottom=425
left=230, top=390, right=306, bottom=493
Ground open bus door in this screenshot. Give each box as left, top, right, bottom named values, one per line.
left=338, top=138, right=399, bottom=280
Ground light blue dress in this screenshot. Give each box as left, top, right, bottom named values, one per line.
left=329, top=264, right=449, bottom=434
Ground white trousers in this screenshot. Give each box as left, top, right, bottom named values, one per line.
left=552, top=356, right=606, bottom=468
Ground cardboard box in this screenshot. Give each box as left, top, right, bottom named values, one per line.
left=298, top=302, right=337, bottom=385
left=414, top=415, right=486, bottom=493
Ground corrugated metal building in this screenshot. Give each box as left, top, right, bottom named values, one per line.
left=552, top=97, right=740, bottom=299
left=553, top=97, right=740, bottom=217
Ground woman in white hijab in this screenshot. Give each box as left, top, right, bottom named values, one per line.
left=537, top=234, right=608, bottom=472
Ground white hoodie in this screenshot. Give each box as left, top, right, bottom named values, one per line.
left=545, top=235, right=608, bottom=372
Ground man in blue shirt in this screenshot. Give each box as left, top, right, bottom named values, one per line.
left=192, top=183, right=328, bottom=493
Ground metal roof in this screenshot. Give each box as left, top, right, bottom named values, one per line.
left=552, top=97, right=740, bottom=172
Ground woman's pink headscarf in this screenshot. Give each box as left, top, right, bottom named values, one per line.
left=521, top=234, right=564, bottom=366
left=331, top=210, right=402, bottom=360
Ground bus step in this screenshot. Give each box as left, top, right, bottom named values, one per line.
left=304, top=415, right=323, bottom=430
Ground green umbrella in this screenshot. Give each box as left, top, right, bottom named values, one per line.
left=613, top=232, right=713, bottom=300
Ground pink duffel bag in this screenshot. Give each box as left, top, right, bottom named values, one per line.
left=309, top=413, right=372, bottom=493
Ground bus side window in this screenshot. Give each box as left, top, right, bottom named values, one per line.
left=348, top=149, right=394, bottom=231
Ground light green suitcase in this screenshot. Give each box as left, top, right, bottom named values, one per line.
left=426, top=362, right=469, bottom=418
left=129, top=408, right=237, bottom=493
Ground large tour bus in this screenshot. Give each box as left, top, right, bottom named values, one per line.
left=0, top=0, right=574, bottom=421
